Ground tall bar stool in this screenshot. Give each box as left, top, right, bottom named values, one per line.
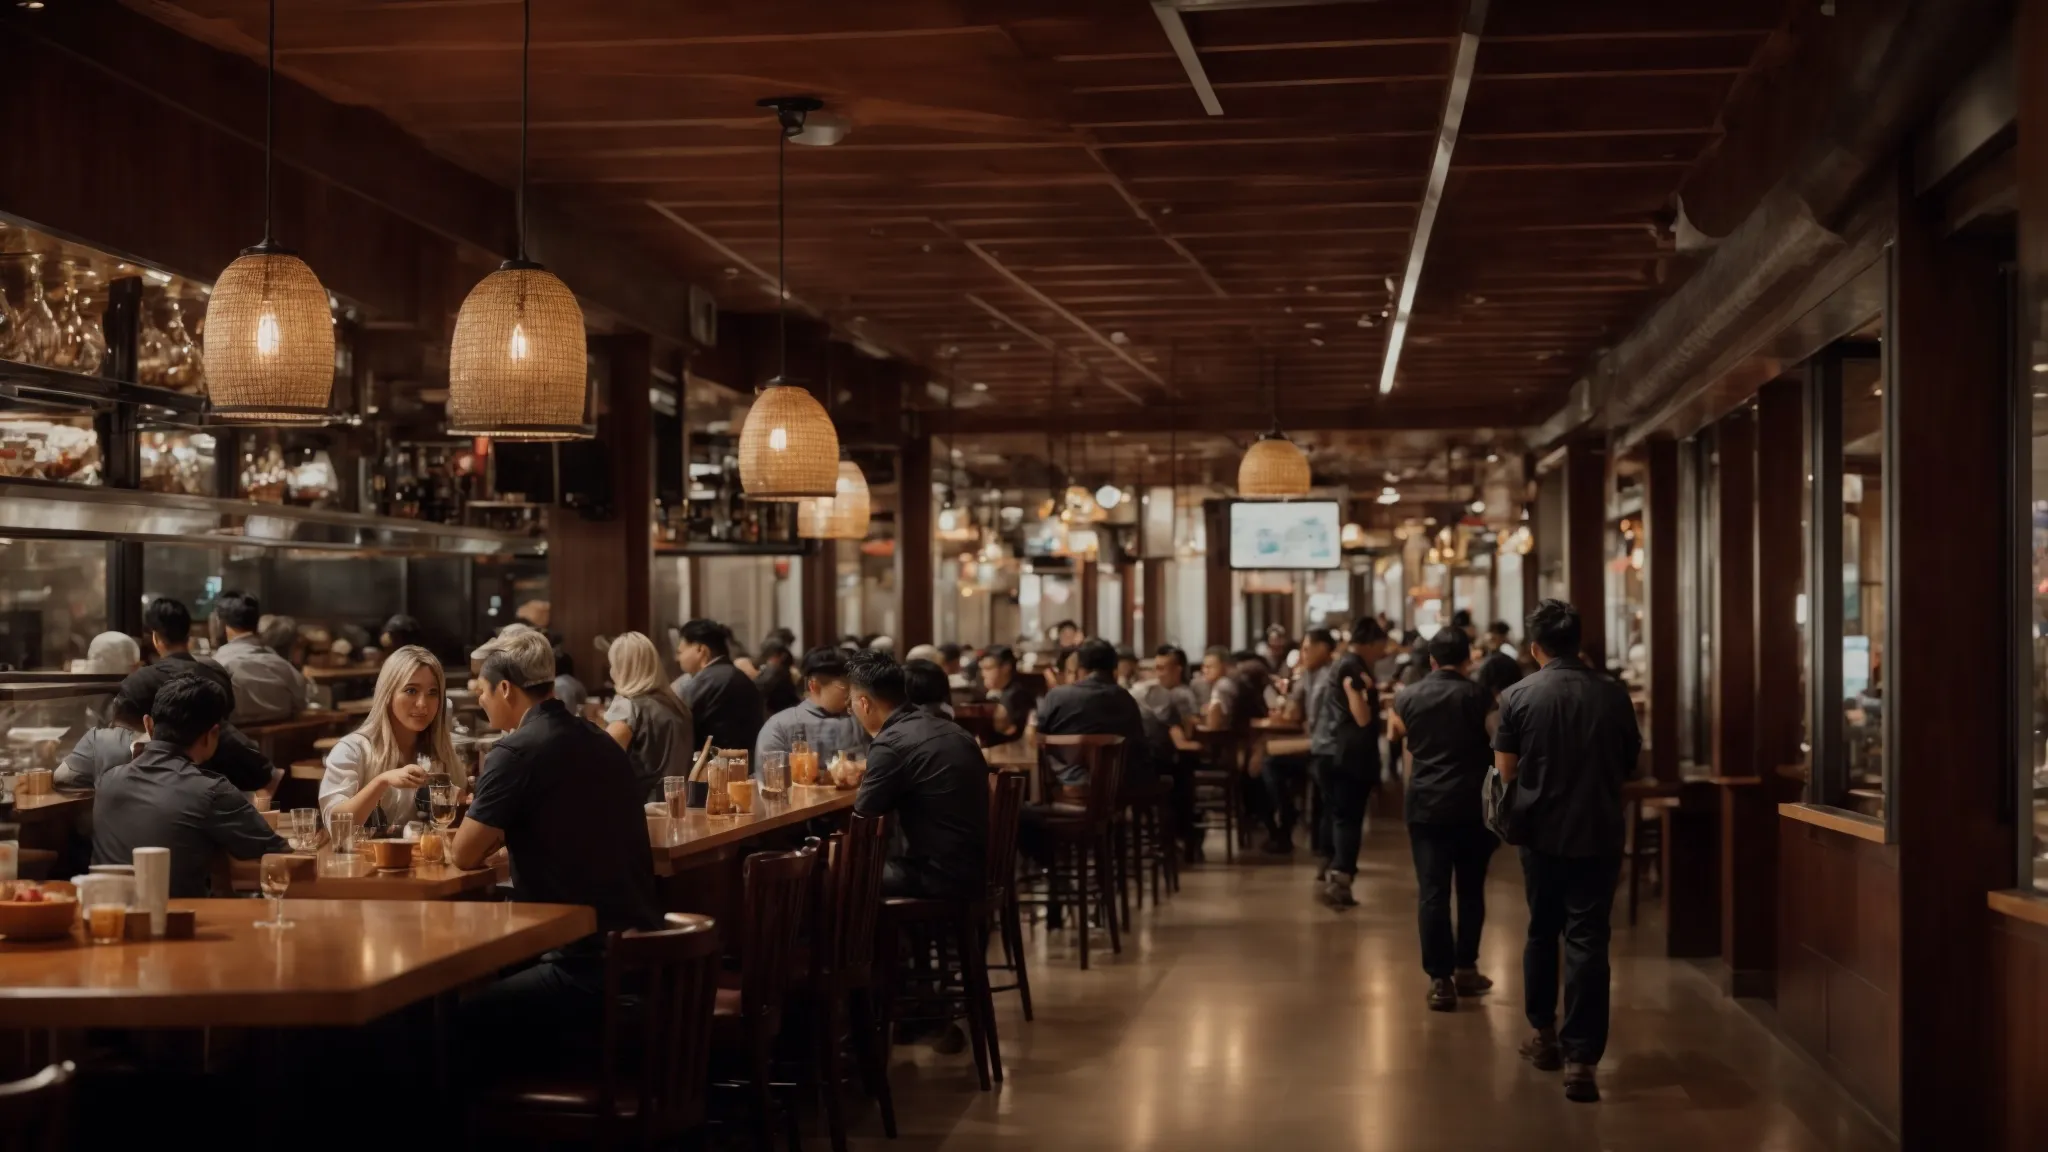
left=1189, top=728, right=1245, bottom=862
left=1018, top=734, right=1128, bottom=970
left=0, top=1062, right=74, bottom=1152
left=792, top=813, right=893, bottom=1152
left=711, top=846, right=817, bottom=1152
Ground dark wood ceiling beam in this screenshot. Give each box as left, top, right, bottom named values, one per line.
left=925, top=407, right=1526, bottom=435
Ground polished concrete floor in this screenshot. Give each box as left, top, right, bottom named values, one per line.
left=862, top=822, right=1899, bottom=1152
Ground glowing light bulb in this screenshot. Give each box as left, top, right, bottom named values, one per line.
left=255, top=310, right=281, bottom=356
left=769, top=427, right=789, bottom=451
left=507, top=323, right=529, bottom=362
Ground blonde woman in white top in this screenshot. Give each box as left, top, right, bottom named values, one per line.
left=319, top=645, right=463, bottom=832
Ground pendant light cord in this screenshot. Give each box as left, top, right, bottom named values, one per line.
left=776, top=121, right=788, bottom=384
left=261, top=0, right=275, bottom=246
left=516, top=0, right=530, bottom=261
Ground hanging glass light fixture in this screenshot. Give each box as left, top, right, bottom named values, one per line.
left=203, top=0, right=335, bottom=423
left=447, top=0, right=591, bottom=440
left=1237, top=353, right=1311, bottom=498
left=738, top=96, right=839, bottom=500
left=797, top=357, right=870, bottom=539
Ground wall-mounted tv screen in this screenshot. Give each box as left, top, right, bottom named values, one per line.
left=1229, top=500, right=1341, bottom=570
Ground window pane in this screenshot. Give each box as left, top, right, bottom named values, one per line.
left=1840, top=358, right=1885, bottom=818
left=0, top=539, right=107, bottom=671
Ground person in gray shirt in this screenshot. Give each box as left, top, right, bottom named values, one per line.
left=93, top=675, right=289, bottom=898
left=210, top=590, right=307, bottom=724
left=755, top=647, right=869, bottom=768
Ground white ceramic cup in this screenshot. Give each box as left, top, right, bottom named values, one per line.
left=131, top=847, right=171, bottom=936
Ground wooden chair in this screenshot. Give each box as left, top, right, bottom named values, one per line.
left=0, top=1063, right=74, bottom=1152
left=1019, top=734, right=1127, bottom=970
left=1119, top=775, right=1179, bottom=922
left=983, top=772, right=1033, bottom=1023
left=1189, top=728, right=1244, bottom=862
left=877, top=771, right=1028, bottom=1092
left=792, top=813, right=894, bottom=1152
left=713, top=846, right=818, bottom=1152
left=473, top=915, right=721, bottom=1150
left=952, top=703, right=1000, bottom=746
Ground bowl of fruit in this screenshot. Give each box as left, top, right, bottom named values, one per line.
left=0, top=881, right=79, bottom=942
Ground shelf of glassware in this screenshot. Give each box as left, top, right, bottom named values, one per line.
left=0, top=357, right=208, bottom=414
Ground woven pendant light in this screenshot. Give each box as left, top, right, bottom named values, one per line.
left=796, top=459, right=872, bottom=540
left=1237, top=353, right=1312, bottom=497
left=738, top=95, right=839, bottom=500
left=204, top=0, right=334, bottom=424
left=1238, top=432, right=1312, bottom=497
left=447, top=0, right=592, bottom=440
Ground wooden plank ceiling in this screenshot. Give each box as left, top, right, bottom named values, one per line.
left=129, top=0, right=1793, bottom=475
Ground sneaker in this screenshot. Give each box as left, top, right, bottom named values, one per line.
left=1453, top=968, right=1493, bottom=997
left=1563, top=1062, right=1600, bottom=1103
left=1318, top=873, right=1358, bottom=909
left=1518, top=1029, right=1563, bottom=1072
left=1313, top=857, right=1331, bottom=882
left=1426, top=977, right=1458, bottom=1012
left=931, top=1024, right=970, bottom=1056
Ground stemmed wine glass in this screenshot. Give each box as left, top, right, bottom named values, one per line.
left=255, top=855, right=294, bottom=929
left=429, top=783, right=458, bottom=854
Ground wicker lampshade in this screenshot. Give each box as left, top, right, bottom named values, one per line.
left=448, top=261, right=591, bottom=440
left=796, top=459, right=872, bottom=539
left=1237, top=431, right=1312, bottom=497
left=202, top=248, right=335, bottom=423
left=739, top=383, right=839, bottom=500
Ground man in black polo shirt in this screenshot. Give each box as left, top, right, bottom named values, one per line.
left=93, top=675, right=290, bottom=897
left=1017, top=640, right=1151, bottom=920
left=674, top=618, right=766, bottom=756
left=1313, top=620, right=1390, bottom=908
left=1493, top=599, right=1641, bottom=1104
left=848, top=651, right=990, bottom=899
left=454, top=628, right=663, bottom=1075
left=109, top=597, right=277, bottom=793
left=977, top=645, right=1036, bottom=746
left=1389, top=627, right=1499, bottom=1012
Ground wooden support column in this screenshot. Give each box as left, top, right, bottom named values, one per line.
left=549, top=334, right=654, bottom=688
left=896, top=435, right=934, bottom=650
left=1204, top=501, right=1232, bottom=650
left=1710, top=409, right=1757, bottom=781
left=1116, top=559, right=1137, bottom=646
left=1891, top=157, right=2013, bottom=1151
left=1721, top=376, right=1806, bottom=999
left=1562, top=437, right=1607, bottom=661
left=1075, top=558, right=1099, bottom=639
left=1643, top=437, right=1680, bottom=785
left=1141, top=560, right=1168, bottom=652
left=800, top=540, right=837, bottom=652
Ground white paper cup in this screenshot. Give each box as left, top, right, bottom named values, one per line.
left=131, top=847, right=171, bottom=936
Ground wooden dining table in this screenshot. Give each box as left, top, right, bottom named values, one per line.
left=9, top=788, right=92, bottom=824
left=0, top=898, right=595, bottom=1028
left=645, top=785, right=856, bottom=877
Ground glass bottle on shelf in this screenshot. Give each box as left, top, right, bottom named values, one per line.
left=72, top=268, right=105, bottom=376
left=13, top=255, right=61, bottom=368
left=137, top=291, right=169, bottom=387
left=48, top=265, right=88, bottom=372
left=161, top=299, right=201, bottom=393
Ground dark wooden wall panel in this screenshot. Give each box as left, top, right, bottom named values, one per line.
left=897, top=436, right=934, bottom=650
left=1643, top=438, right=1680, bottom=784
left=1777, top=818, right=1902, bottom=1129
left=1992, top=914, right=2048, bottom=1151
left=1562, top=437, right=1607, bottom=661
left=548, top=336, right=654, bottom=689
left=1204, top=501, right=1232, bottom=651
left=1710, top=410, right=1756, bottom=780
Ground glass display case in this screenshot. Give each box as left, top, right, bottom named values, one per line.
left=0, top=675, right=123, bottom=787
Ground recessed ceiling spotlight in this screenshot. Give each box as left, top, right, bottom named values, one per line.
left=997, top=342, right=1011, bottom=352
left=1485, top=452, right=1500, bottom=463
left=17, top=1, right=45, bottom=9
left=921, top=243, right=933, bottom=253
left=1109, top=331, right=1129, bottom=345
left=1308, top=337, right=1325, bottom=347
left=852, top=315, right=866, bottom=324
left=723, top=267, right=740, bottom=278
left=1304, top=321, right=1323, bottom=330
left=1305, top=284, right=1319, bottom=293
left=971, top=381, right=988, bottom=392
left=1357, top=315, right=1376, bottom=328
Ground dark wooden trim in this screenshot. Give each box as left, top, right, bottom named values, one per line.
left=1711, top=409, right=1756, bottom=781
left=1778, top=802, right=1891, bottom=843
left=1562, top=436, right=1607, bottom=662
left=1141, top=559, right=1168, bottom=653
left=1204, top=501, right=1232, bottom=651
left=1643, top=437, right=1680, bottom=785
left=896, top=437, right=934, bottom=650
left=801, top=539, right=838, bottom=652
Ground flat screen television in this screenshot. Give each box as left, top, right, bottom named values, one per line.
left=1229, top=500, right=1341, bottom=570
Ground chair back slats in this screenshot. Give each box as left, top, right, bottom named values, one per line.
left=1039, top=734, right=1127, bottom=831
left=741, top=845, right=820, bottom=1015
left=822, top=811, right=893, bottom=979
left=598, top=913, right=721, bottom=1134
left=0, top=1063, right=73, bottom=1152
left=985, top=771, right=1027, bottom=900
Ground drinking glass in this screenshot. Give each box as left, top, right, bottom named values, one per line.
left=288, top=808, right=319, bottom=852
left=13, top=256, right=59, bottom=367
left=84, top=896, right=128, bottom=944
left=663, top=776, right=688, bottom=818
left=329, top=810, right=359, bottom=855
left=790, top=739, right=815, bottom=786
left=255, top=856, right=293, bottom=929
left=429, top=784, right=457, bottom=835
left=758, top=751, right=789, bottom=798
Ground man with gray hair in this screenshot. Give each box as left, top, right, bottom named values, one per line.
left=452, top=627, right=662, bottom=1076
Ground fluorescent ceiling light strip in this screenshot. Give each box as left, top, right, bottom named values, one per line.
left=1151, top=2, right=1224, bottom=117
left=1379, top=0, right=1487, bottom=395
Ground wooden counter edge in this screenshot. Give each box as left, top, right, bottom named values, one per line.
left=1987, top=889, right=2048, bottom=930
left=1778, top=802, right=1891, bottom=844
left=0, top=902, right=596, bottom=1030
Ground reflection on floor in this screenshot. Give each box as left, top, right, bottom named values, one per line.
left=860, top=823, right=1898, bottom=1152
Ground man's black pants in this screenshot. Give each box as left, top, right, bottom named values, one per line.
left=1407, top=821, right=1497, bottom=978
left=1520, top=848, right=1622, bottom=1065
